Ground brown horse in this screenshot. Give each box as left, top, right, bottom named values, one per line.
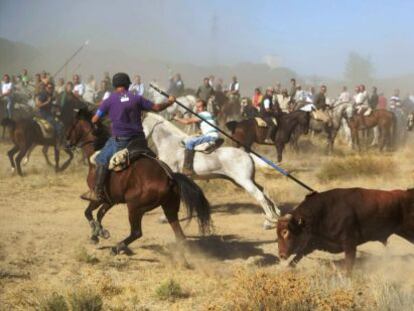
left=226, top=110, right=310, bottom=162
left=2, top=117, right=74, bottom=176
left=347, top=109, right=396, bottom=151
left=66, top=109, right=211, bottom=254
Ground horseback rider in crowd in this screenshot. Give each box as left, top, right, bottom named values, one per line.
left=1, top=74, right=14, bottom=118
left=73, top=74, right=85, bottom=99
left=196, top=77, right=215, bottom=103
left=276, top=88, right=290, bottom=113
left=36, top=82, right=63, bottom=140
left=369, top=86, right=379, bottom=109
left=174, top=99, right=220, bottom=176
left=389, top=89, right=401, bottom=110
left=289, top=78, right=297, bottom=104
left=338, top=86, right=351, bottom=104
left=252, top=87, right=263, bottom=111
left=95, top=80, right=111, bottom=104
left=260, top=87, right=281, bottom=143
left=228, top=76, right=240, bottom=99
left=167, top=73, right=184, bottom=97
left=129, top=75, right=145, bottom=96
left=353, top=84, right=370, bottom=127
left=81, top=72, right=176, bottom=202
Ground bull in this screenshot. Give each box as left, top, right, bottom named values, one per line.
left=277, top=188, right=414, bottom=273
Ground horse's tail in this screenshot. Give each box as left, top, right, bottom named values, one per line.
left=172, top=173, right=211, bottom=235
left=225, top=120, right=238, bottom=133
left=1, top=118, right=16, bottom=137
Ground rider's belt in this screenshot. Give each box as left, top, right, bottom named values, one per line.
left=115, top=136, right=136, bottom=142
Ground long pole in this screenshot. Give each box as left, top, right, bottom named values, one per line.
left=150, top=83, right=316, bottom=193
left=53, top=40, right=89, bottom=79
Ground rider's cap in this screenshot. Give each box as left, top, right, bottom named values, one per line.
left=112, top=72, right=131, bottom=89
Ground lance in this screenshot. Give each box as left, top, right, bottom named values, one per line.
left=53, top=40, right=89, bottom=79
left=150, top=83, right=315, bottom=193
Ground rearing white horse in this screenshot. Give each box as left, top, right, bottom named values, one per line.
left=142, top=112, right=280, bottom=229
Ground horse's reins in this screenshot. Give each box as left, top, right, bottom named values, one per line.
left=146, top=120, right=164, bottom=141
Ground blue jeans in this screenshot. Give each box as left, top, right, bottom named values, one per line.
left=95, top=137, right=131, bottom=166
left=5, top=96, right=13, bottom=118
left=185, top=135, right=218, bottom=150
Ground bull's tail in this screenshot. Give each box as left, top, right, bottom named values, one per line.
left=172, top=173, right=211, bottom=235
left=225, top=120, right=238, bottom=134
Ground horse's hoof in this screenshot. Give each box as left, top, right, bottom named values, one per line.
left=22, top=157, right=29, bottom=166
left=110, top=246, right=120, bottom=256
left=99, top=228, right=110, bottom=239
left=90, top=236, right=99, bottom=244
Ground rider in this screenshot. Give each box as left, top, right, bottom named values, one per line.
left=174, top=99, right=219, bottom=176
left=36, top=82, right=63, bottom=139
left=260, top=87, right=280, bottom=143
left=1, top=74, right=14, bottom=118
left=196, top=77, right=215, bottom=102
left=228, top=76, right=240, bottom=99
left=82, top=72, right=176, bottom=202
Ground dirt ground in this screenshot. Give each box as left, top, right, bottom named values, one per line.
left=1, top=136, right=414, bottom=310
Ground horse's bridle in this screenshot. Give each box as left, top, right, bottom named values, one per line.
left=66, top=118, right=95, bottom=149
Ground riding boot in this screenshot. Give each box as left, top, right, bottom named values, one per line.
left=182, top=149, right=195, bottom=176
left=80, top=165, right=109, bottom=202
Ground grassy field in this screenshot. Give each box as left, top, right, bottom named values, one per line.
left=1, top=134, right=414, bottom=310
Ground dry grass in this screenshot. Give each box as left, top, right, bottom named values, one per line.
left=1, top=136, right=414, bottom=310
left=317, top=155, right=395, bottom=183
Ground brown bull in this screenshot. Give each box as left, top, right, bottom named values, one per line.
left=277, top=188, right=414, bottom=273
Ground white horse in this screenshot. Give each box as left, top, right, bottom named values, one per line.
left=142, top=112, right=280, bottom=229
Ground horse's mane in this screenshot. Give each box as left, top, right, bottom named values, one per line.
left=76, top=108, right=110, bottom=150
left=145, top=112, right=189, bottom=138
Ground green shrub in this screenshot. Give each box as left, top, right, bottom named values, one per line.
left=68, top=288, right=103, bottom=311
left=38, top=292, right=68, bottom=311
left=155, top=279, right=188, bottom=301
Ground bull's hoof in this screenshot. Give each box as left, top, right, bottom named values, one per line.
left=99, top=228, right=110, bottom=239
left=90, top=235, right=99, bottom=244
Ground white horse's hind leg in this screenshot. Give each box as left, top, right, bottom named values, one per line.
left=233, top=177, right=280, bottom=229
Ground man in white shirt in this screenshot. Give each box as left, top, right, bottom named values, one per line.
left=228, top=76, right=240, bottom=96
left=129, top=75, right=145, bottom=96
left=1, top=74, right=14, bottom=118
left=338, top=86, right=351, bottom=104
left=354, top=84, right=369, bottom=114
left=174, top=99, right=220, bottom=176
left=73, top=74, right=85, bottom=99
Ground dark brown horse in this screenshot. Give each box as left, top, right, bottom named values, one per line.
left=2, top=117, right=74, bottom=176
left=347, top=109, right=396, bottom=151
left=226, top=110, right=310, bottom=162
left=66, top=109, right=211, bottom=254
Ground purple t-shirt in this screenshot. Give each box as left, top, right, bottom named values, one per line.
left=97, top=91, right=154, bottom=137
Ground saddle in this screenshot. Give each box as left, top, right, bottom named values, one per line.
left=255, top=117, right=277, bottom=128
left=180, top=137, right=225, bottom=154
left=91, top=137, right=157, bottom=172
left=312, top=109, right=331, bottom=123
left=33, top=116, right=54, bottom=139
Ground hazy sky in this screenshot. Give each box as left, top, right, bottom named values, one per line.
left=1, top=0, right=414, bottom=78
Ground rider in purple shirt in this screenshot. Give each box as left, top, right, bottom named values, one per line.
left=81, top=72, right=175, bottom=202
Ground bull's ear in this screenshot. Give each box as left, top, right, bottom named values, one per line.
left=288, top=216, right=305, bottom=234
